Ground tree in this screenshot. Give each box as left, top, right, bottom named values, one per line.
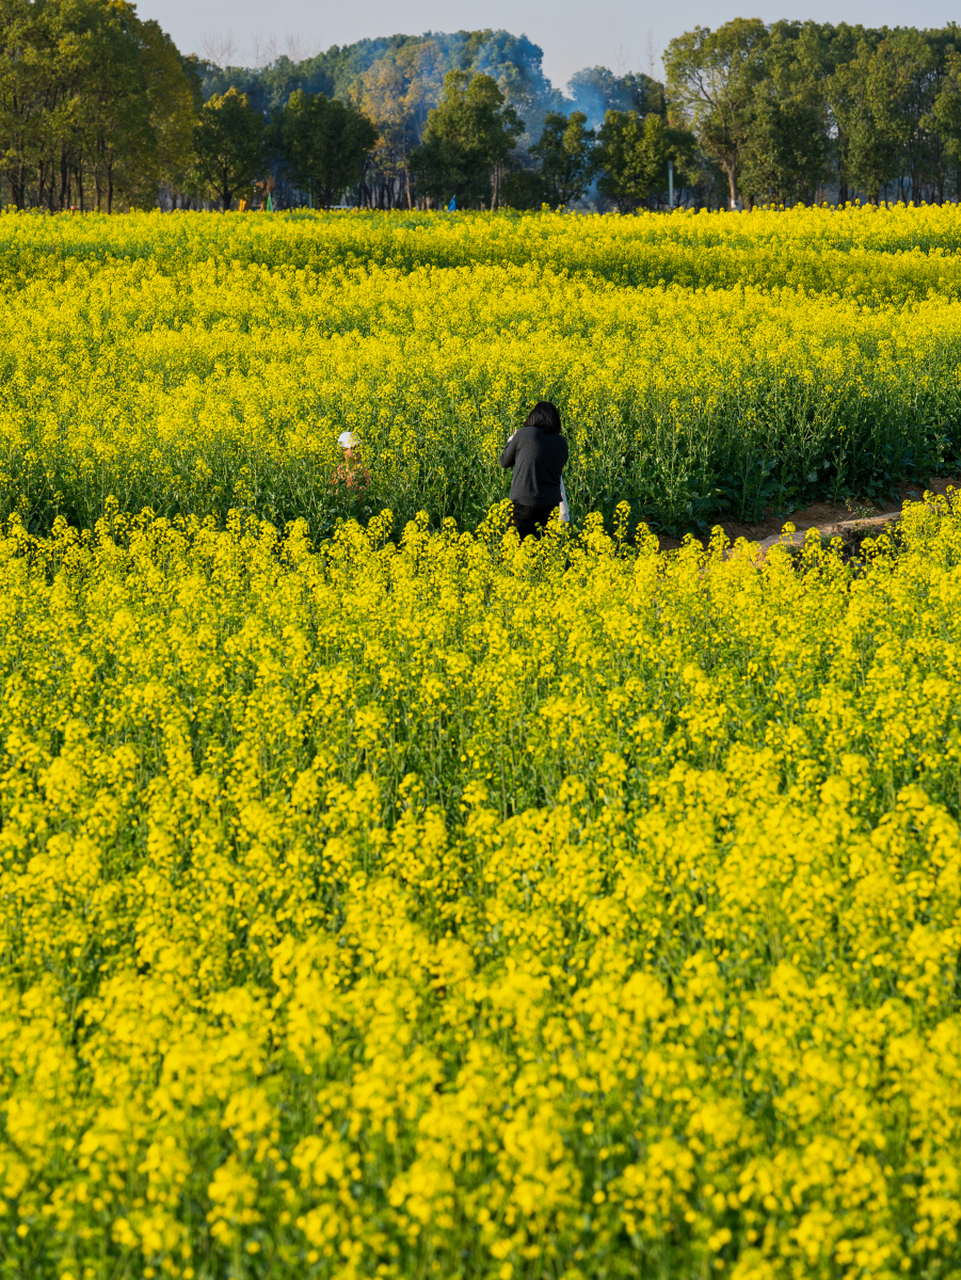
left=71, top=0, right=154, bottom=213
left=193, top=29, right=560, bottom=209
left=456, top=29, right=562, bottom=150
left=410, top=70, right=522, bottom=208
left=0, top=0, right=53, bottom=209
left=277, top=89, right=377, bottom=208
left=737, top=22, right=831, bottom=205
left=0, top=0, right=198, bottom=211
left=530, top=110, right=597, bottom=206
left=665, top=18, right=769, bottom=209
left=349, top=42, right=442, bottom=207
left=498, top=166, right=545, bottom=209
left=191, top=87, right=266, bottom=210
left=597, top=111, right=693, bottom=211
left=566, top=66, right=665, bottom=126
left=828, top=34, right=929, bottom=202
left=909, top=27, right=957, bottom=203
left=131, top=21, right=202, bottom=201
left=931, top=43, right=961, bottom=198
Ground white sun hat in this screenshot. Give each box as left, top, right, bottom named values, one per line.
left=337, top=430, right=359, bottom=449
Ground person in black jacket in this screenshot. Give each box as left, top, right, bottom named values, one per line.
left=499, top=401, right=569, bottom=540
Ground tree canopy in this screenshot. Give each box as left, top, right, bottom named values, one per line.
left=530, top=111, right=599, bottom=207
left=191, top=88, right=266, bottom=211
left=598, top=112, right=695, bottom=211
left=0, top=0, right=199, bottom=211
left=4, top=9, right=961, bottom=213
left=665, top=19, right=769, bottom=210
left=277, top=90, right=377, bottom=208
left=666, top=18, right=961, bottom=208
left=410, top=70, right=522, bottom=208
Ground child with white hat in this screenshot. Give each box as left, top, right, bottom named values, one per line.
left=333, top=431, right=369, bottom=496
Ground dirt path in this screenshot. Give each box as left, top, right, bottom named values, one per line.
left=657, top=476, right=961, bottom=556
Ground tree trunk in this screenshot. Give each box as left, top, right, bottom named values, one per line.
left=724, top=161, right=738, bottom=211
left=107, top=166, right=113, bottom=214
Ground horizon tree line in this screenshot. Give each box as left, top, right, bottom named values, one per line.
left=3, top=3, right=961, bottom=213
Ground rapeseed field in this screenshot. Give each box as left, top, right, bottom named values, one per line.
left=3, top=502, right=961, bottom=1279
left=2, top=206, right=961, bottom=1279
left=3, top=203, right=961, bottom=534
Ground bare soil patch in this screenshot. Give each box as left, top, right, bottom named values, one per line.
left=656, top=476, right=961, bottom=554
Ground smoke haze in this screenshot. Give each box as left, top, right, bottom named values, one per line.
left=137, top=0, right=955, bottom=92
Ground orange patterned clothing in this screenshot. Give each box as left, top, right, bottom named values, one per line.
left=332, top=458, right=370, bottom=494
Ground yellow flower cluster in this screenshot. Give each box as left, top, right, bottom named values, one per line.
left=1, top=495, right=961, bottom=1278
left=2, top=204, right=961, bottom=534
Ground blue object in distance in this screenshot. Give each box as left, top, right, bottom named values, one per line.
left=447, top=196, right=456, bottom=211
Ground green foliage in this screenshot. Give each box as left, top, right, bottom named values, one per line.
left=530, top=110, right=598, bottom=207
left=8, top=10, right=961, bottom=217
left=665, top=18, right=770, bottom=210
left=931, top=46, right=961, bottom=189
left=276, top=90, right=377, bottom=208
left=139, top=26, right=204, bottom=195
left=410, top=70, right=523, bottom=208
left=736, top=21, right=831, bottom=205
left=191, top=87, right=267, bottom=211
left=498, top=167, right=545, bottom=209
left=200, top=30, right=560, bottom=209
left=598, top=112, right=694, bottom=211
left=348, top=41, right=446, bottom=206
left=567, top=65, right=666, bottom=119
left=0, top=0, right=198, bottom=211
left=828, top=32, right=937, bottom=203
left=665, top=19, right=961, bottom=208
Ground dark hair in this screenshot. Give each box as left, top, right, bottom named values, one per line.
left=523, top=401, right=562, bottom=434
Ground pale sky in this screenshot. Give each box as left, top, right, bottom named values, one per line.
left=136, top=0, right=959, bottom=90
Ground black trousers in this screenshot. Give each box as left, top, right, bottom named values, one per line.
left=511, top=502, right=556, bottom=540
